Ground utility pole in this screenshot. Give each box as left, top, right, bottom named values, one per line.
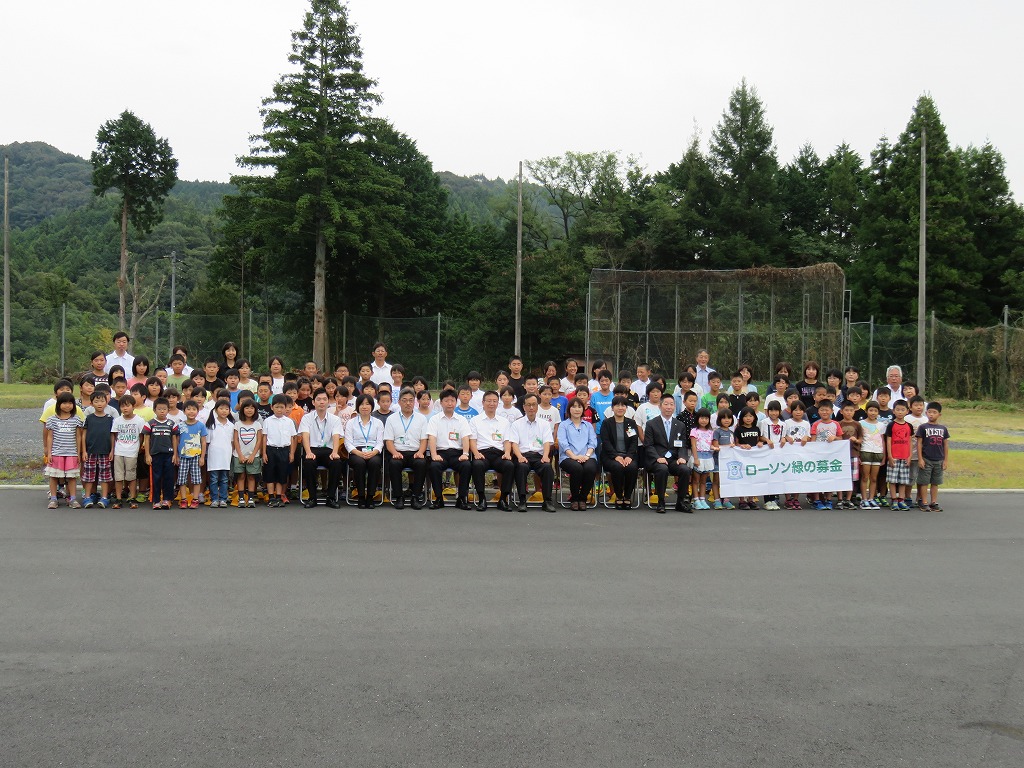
left=3, top=155, right=10, bottom=384
left=515, top=161, right=523, bottom=356
left=165, top=250, right=177, bottom=357
left=916, top=126, right=927, bottom=394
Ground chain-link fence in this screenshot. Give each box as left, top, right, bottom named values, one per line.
left=849, top=313, right=1024, bottom=401
left=585, top=265, right=849, bottom=380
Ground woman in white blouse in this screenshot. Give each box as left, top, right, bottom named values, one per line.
left=345, top=394, right=384, bottom=508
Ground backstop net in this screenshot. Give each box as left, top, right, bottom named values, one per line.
left=585, top=265, right=848, bottom=382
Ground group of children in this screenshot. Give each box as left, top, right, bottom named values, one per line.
left=39, top=344, right=950, bottom=512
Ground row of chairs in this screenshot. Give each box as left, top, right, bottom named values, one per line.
left=299, top=460, right=684, bottom=510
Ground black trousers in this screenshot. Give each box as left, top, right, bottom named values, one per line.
left=388, top=451, right=427, bottom=498
left=348, top=453, right=382, bottom=501
left=302, top=447, right=342, bottom=501
left=601, top=454, right=640, bottom=501
left=472, top=449, right=514, bottom=498
left=513, top=453, right=554, bottom=500
left=560, top=457, right=598, bottom=502
left=649, top=460, right=691, bottom=503
left=429, top=449, right=472, bottom=500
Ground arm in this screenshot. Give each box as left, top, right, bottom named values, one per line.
left=171, top=433, right=179, bottom=464
left=199, top=435, right=207, bottom=467
left=917, top=436, right=925, bottom=469
left=109, top=430, right=116, bottom=461
left=43, top=426, right=52, bottom=465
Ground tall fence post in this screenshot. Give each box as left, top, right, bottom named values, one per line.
left=249, top=307, right=253, bottom=360
left=341, top=311, right=347, bottom=370
left=60, top=303, right=66, bottom=376
left=1003, top=305, right=1010, bottom=400
left=930, top=310, right=936, bottom=396
left=868, top=315, right=874, bottom=387
left=436, top=313, right=441, bottom=386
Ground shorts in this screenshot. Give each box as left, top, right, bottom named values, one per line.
left=264, top=446, right=291, bottom=485
left=696, top=457, right=715, bottom=473
left=918, top=459, right=944, bottom=486
left=888, top=458, right=910, bottom=486
left=232, top=454, right=264, bottom=475
left=850, top=455, right=860, bottom=482
left=45, top=455, right=80, bottom=478
left=177, top=456, right=202, bottom=486
left=861, top=451, right=883, bottom=466
left=113, top=455, right=138, bottom=482
left=81, top=454, right=113, bottom=484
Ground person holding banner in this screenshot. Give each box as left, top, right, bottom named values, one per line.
left=644, top=397, right=693, bottom=513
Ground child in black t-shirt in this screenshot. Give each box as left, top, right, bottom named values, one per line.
left=734, top=407, right=765, bottom=509
left=82, top=391, right=115, bottom=508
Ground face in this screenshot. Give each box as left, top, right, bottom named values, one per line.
left=120, top=400, right=135, bottom=417
left=358, top=399, right=372, bottom=416
left=660, top=398, right=675, bottom=418
left=599, top=378, right=610, bottom=392
left=272, top=402, right=288, bottom=417
left=226, top=375, right=239, bottom=389
left=392, top=371, right=404, bottom=384
left=805, top=366, right=818, bottom=379
left=637, top=366, right=648, bottom=380
left=184, top=405, right=199, bottom=419
left=418, top=393, right=431, bottom=409
left=114, top=336, right=128, bottom=353
left=911, top=400, right=925, bottom=416
left=440, top=396, right=456, bottom=413
left=877, top=394, right=890, bottom=408
left=569, top=401, right=584, bottom=420
left=566, top=361, right=578, bottom=376
left=720, top=415, right=733, bottom=428
left=92, top=354, right=105, bottom=371
left=241, top=404, right=256, bottom=421
left=304, top=362, right=318, bottom=377
left=224, top=346, right=237, bottom=361
left=258, top=385, right=271, bottom=401
left=649, top=389, right=661, bottom=404
left=696, top=351, right=709, bottom=367
left=576, top=391, right=590, bottom=406
left=335, top=366, right=349, bottom=379
left=482, top=393, right=498, bottom=416
left=522, top=398, right=538, bottom=418
left=298, top=383, right=312, bottom=399
left=238, top=362, right=251, bottom=378
left=708, top=378, right=721, bottom=390
left=927, top=408, right=940, bottom=422
left=509, top=359, right=523, bottom=375
left=684, top=394, right=697, bottom=410
left=867, top=406, right=880, bottom=419
left=887, top=368, right=902, bottom=385
left=92, top=395, right=107, bottom=411
left=496, top=373, right=509, bottom=388
left=845, top=370, right=859, bottom=384
left=314, top=393, right=329, bottom=411
left=155, top=370, right=167, bottom=384
left=458, top=391, right=471, bottom=406
left=818, top=405, right=832, bottom=419
left=841, top=405, right=855, bottom=420
left=740, top=368, right=752, bottom=382
left=526, top=379, right=538, bottom=393
left=731, top=377, right=743, bottom=391
left=81, top=381, right=95, bottom=398
left=698, top=414, right=710, bottom=427
left=903, top=386, right=917, bottom=399
left=540, top=389, right=552, bottom=404
left=216, top=402, right=230, bottom=417
left=747, top=397, right=759, bottom=409
left=359, top=366, right=372, bottom=381
left=501, top=391, right=514, bottom=406
left=373, top=346, right=387, bottom=362
left=613, top=402, right=627, bottom=418
left=791, top=408, right=804, bottom=421
left=400, top=392, right=415, bottom=414
left=848, top=390, right=861, bottom=405
left=775, top=379, right=787, bottom=393
left=893, top=404, right=908, bottom=418
left=204, top=362, right=219, bottom=377
left=786, top=393, right=799, bottom=406
left=167, top=395, right=178, bottom=408
left=270, top=359, right=283, bottom=375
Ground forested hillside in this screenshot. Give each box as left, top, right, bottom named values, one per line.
left=3, top=80, right=1023, bottom=381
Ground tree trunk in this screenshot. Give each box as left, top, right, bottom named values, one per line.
left=312, top=221, right=328, bottom=369
left=118, top=200, right=129, bottom=331
left=129, top=262, right=141, bottom=341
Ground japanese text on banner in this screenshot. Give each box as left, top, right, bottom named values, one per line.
left=718, top=441, right=852, bottom=497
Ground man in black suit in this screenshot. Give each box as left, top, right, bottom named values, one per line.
left=644, top=396, right=693, bottom=513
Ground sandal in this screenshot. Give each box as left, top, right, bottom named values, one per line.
left=129, top=500, right=138, bottom=509
left=929, top=502, right=943, bottom=512
left=188, top=499, right=199, bottom=509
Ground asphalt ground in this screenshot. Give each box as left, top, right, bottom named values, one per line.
left=2, top=491, right=1023, bottom=767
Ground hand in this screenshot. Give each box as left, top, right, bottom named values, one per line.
left=767, top=441, right=774, bottom=449
left=826, top=434, right=835, bottom=442
left=888, top=459, right=894, bottom=467
left=172, top=455, right=179, bottom=465
left=739, top=444, right=750, bottom=450
left=305, top=451, right=315, bottom=460
left=390, top=451, right=402, bottom=460
left=145, top=455, right=152, bottom=465
left=414, top=451, right=425, bottom=459
left=623, top=457, right=632, bottom=466
left=330, top=452, right=340, bottom=461
left=918, top=459, right=925, bottom=469
left=199, top=456, right=205, bottom=467
left=518, top=456, right=528, bottom=464
left=43, top=453, right=50, bottom=465
left=459, top=453, right=469, bottom=461
left=433, top=455, right=443, bottom=462
left=473, top=451, right=484, bottom=461
left=657, top=457, right=668, bottom=465
left=676, top=458, right=685, bottom=465
left=262, top=454, right=269, bottom=464
left=576, top=455, right=587, bottom=464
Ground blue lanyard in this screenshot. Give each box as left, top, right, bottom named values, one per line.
left=316, top=416, right=328, bottom=446
left=399, top=414, right=414, bottom=436
left=358, top=419, right=373, bottom=445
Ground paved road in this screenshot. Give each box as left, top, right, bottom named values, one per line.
left=2, top=492, right=1023, bottom=767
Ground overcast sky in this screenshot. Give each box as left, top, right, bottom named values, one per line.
left=4, top=1, right=1022, bottom=196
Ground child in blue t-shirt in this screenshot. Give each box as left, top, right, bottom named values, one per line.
left=176, top=400, right=208, bottom=509
left=454, top=385, right=479, bottom=421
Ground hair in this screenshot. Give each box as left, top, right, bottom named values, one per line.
left=90, top=390, right=107, bottom=403
left=683, top=390, right=699, bottom=402
left=180, top=381, right=194, bottom=394
left=399, top=386, right=417, bottom=400
left=282, top=381, right=298, bottom=395
left=617, top=369, right=633, bottom=381
left=439, top=388, right=458, bottom=401
left=677, top=372, right=695, bottom=385
left=646, top=381, right=664, bottom=395
left=738, top=406, right=758, bottom=424
left=53, top=378, right=73, bottom=393
left=312, top=388, right=330, bottom=400
left=844, top=366, right=860, bottom=376
left=130, top=383, right=148, bottom=396
left=790, top=400, right=806, bottom=413
left=892, top=399, right=909, bottom=410
left=775, top=361, right=793, bottom=375
left=372, top=341, right=387, bottom=353
left=746, top=391, right=760, bottom=402
left=457, top=383, right=471, bottom=394
left=500, top=386, right=516, bottom=398
left=708, top=371, right=722, bottom=382
left=206, top=398, right=236, bottom=427
left=237, top=399, right=258, bottom=423
left=591, top=360, right=605, bottom=377
left=611, top=384, right=628, bottom=396
left=574, top=373, right=589, bottom=384
left=354, top=394, right=375, bottom=412
left=865, top=400, right=880, bottom=411
left=94, top=383, right=111, bottom=395
left=333, top=361, right=348, bottom=372
left=153, top=397, right=170, bottom=410
left=271, top=394, right=289, bottom=407
left=738, top=363, right=754, bottom=379
left=567, top=397, right=585, bottom=416
left=520, top=393, right=539, bottom=407
left=826, top=368, right=843, bottom=382
left=509, top=354, right=523, bottom=364
left=772, top=374, right=790, bottom=387
left=927, top=401, right=942, bottom=412
left=817, top=399, right=834, bottom=411
left=695, top=407, right=712, bottom=424
left=112, top=331, right=129, bottom=342
left=391, top=363, right=405, bottom=377
left=410, top=375, right=429, bottom=390
left=814, top=383, right=828, bottom=392
left=766, top=400, right=782, bottom=413
left=257, top=380, right=271, bottom=390
left=886, top=365, right=903, bottom=377
left=466, top=370, right=482, bottom=382
left=223, top=368, right=240, bottom=380
left=54, top=391, right=77, bottom=414
left=784, top=387, right=800, bottom=399
left=597, top=369, right=612, bottom=381
left=611, top=394, right=630, bottom=407
left=574, top=385, right=589, bottom=397
left=538, top=384, right=552, bottom=395
left=91, top=349, right=105, bottom=363
left=909, top=395, right=925, bottom=405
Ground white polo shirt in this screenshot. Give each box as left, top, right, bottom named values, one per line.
left=508, top=416, right=553, bottom=454
left=299, top=411, right=343, bottom=449
left=383, top=411, right=428, bottom=452
left=470, top=415, right=509, bottom=451
left=427, top=412, right=470, bottom=451
left=105, top=351, right=135, bottom=375
left=370, top=361, right=393, bottom=386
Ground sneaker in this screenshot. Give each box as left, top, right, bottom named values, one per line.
left=723, top=500, right=735, bottom=510
left=111, top=498, right=122, bottom=509
left=824, top=500, right=833, bottom=510
left=47, top=497, right=58, bottom=509
left=929, top=502, right=943, bottom=512
left=713, top=499, right=723, bottom=510
left=860, top=500, right=871, bottom=509
left=83, top=498, right=95, bottom=509
left=878, top=496, right=889, bottom=508
left=247, top=498, right=256, bottom=508
left=917, top=499, right=928, bottom=510
left=899, top=500, right=910, bottom=511
left=188, top=499, right=199, bottom=509
left=812, top=500, right=824, bottom=510
left=98, top=497, right=110, bottom=509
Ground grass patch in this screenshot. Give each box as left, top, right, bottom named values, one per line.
left=943, top=450, right=1024, bottom=489
left=941, top=407, right=1024, bottom=446
left=0, top=383, right=54, bottom=409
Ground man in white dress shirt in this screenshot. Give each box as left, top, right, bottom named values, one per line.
left=369, top=342, right=393, bottom=386
left=384, top=387, right=429, bottom=509
left=505, top=393, right=556, bottom=513
left=104, top=332, right=135, bottom=375
left=299, top=390, right=343, bottom=508
left=469, top=390, right=515, bottom=511
left=426, top=389, right=473, bottom=509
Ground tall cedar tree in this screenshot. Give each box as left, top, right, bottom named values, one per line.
left=229, top=0, right=401, bottom=366
left=852, top=96, right=984, bottom=324
left=708, top=79, right=783, bottom=268
left=91, top=110, right=178, bottom=332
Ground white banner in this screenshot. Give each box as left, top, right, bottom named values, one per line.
left=718, top=442, right=852, bottom=496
